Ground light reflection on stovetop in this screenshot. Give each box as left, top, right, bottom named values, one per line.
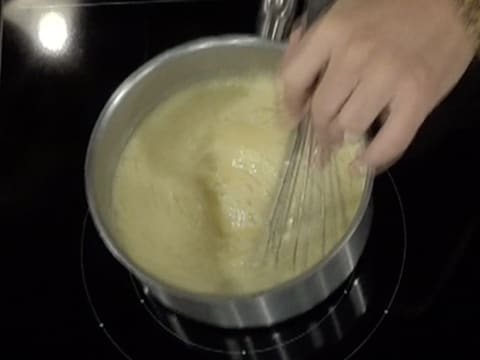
left=80, top=172, right=406, bottom=359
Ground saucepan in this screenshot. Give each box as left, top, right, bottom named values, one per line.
left=84, top=0, right=374, bottom=328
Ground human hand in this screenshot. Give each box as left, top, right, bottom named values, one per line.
left=281, top=0, right=476, bottom=172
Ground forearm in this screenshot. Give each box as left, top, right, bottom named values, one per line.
left=455, top=0, right=480, bottom=50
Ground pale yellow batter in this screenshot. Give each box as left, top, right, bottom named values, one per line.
left=111, top=73, right=366, bottom=295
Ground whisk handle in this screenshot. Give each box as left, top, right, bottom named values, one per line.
left=258, top=0, right=298, bottom=41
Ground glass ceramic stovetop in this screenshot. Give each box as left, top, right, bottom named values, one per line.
left=2, top=1, right=480, bottom=359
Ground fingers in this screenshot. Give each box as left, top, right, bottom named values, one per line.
left=331, top=62, right=398, bottom=138
left=281, top=15, right=312, bottom=68
left=280, top=17, right=427, bottom=173
left=281, top=23, right=334, bottom=118
left=282, top=18, right=306, bottom=68
left=358, top=93, right=427, bottom=171
left=309, top=50, right=362, bottom=138
left=278, top=18, right=308, bottom=129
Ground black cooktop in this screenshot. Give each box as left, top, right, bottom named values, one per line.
left=2, top=1, right=480, bottom=359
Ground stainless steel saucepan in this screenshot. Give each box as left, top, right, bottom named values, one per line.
left=85, top=0, right=374, bottom=328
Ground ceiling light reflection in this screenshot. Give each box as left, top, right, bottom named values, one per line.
left=38, top=11, right=69, bottom=53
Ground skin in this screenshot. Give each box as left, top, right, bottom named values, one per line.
left=281, top=0, right=477, bottom=173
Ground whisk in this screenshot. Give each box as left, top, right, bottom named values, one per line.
left=264, top=111, right=352, bottom=270
left=264, top=113, right=317, bottom=269
left=263, top=0, right=346, bottom=270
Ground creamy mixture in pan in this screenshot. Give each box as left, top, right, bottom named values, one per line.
left=111, top=73, right=366, bottom=295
